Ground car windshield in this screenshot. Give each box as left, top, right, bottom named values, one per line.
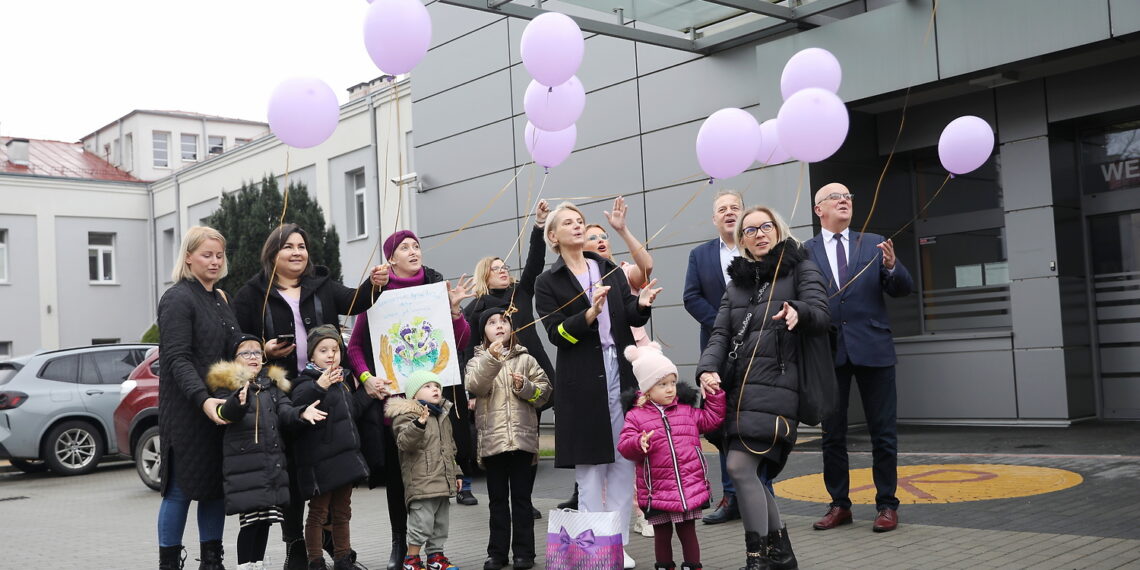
left=0, top=363, right=22, bottom=385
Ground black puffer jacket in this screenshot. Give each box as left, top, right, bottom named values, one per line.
left=207, top=362, right=304, bottom=515
left=233, top=265, right=375, bottom=376
left=290, top=366, right=371, bottom=498
left=157, top=279, right=240, bottom=500
left=696, top=240, right=829, bottom=473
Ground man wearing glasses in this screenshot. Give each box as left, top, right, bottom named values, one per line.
left=682, top=189, right=745, bottom=524
left=805, top=182, right=913, bottom=533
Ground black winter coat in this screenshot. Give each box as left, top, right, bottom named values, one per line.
left=290, top=366, right=371, bottom=498
left=461, top=225, right=555, bottom=385
left=207, top=362, right=304, bottom=515
left=696, top=240, right=830, bottom=476
left=157, top=278, right=239, bottom=500
left=534, top=252, right=651, bottom=468
left=233, top=265, right=375, bottom=376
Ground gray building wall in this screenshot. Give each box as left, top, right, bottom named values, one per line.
left=0, top=214, right=42, bottom=355
left=54, top=217, right=151, bottom=347
left=410, top=0, right=1140, bottom=423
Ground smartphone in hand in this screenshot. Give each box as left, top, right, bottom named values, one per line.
left=276, top=334, right=295, bottom=345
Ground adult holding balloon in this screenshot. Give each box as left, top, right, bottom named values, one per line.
left=534, top=202, right=663, bottom=569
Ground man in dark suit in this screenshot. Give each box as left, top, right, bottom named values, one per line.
left=683, top=189, right=743, bottom=524
left=805, top=182, right=913, bottom=533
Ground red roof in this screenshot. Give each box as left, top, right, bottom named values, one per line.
left=0, top=137, right=141, bottom=182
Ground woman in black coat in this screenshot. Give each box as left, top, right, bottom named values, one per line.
left=696, top=206, right=830, bottom=570
left=533, top=201, right=662, bottom=564
left=232, top=223, right=385, bottom=568
left=156, top=226, right=240, bottom=570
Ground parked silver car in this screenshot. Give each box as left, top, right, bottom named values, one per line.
left=0, top=344, right=153, bottom=476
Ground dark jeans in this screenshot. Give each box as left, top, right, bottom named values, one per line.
left=821, top=363, right=899, bottom=511
left=484, top=450, right=537, bottom=561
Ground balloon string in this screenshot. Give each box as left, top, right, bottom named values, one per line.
left=258, top=151, right=292, bottom=344
left=504, top=169, right=549, bottom=316
left=424, top=164, right=529, bottom=253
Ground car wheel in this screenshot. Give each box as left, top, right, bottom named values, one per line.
left=134, top=426, right=162, bottom=491
left=9, top=458, right=49, bottom=474
left=42, top=420, right=104, bottom=476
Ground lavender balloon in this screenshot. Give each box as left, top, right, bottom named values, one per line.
left=776, top=88, right=849, bottom=163
left=756, top=119, right=791, bottom=165
left=695, top=108, right=762, bottom=180
left=524, top=76, right=586, bottom=132
left=524, top=122, right=577, bottom=168
left=364, top=0, right=432, bottom=75
left=780, top=47, right=842, bottom=101
left=267, top=78, right=340, bottom=149
left=520, top=12, right=584, bottom=88
left=938, top=116, right=995, bottom=175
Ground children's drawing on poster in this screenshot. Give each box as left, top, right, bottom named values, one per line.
left=366, top=282, right=460, bottom=392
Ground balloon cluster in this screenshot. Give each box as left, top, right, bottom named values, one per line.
left=267, top=0, right=434, bottom=149
left=520, top=13, right=585, bottom=169
left=696, top=47, right=848, bottom=180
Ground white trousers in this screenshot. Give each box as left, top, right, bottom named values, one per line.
left=575, top=345, right=635, bottom=545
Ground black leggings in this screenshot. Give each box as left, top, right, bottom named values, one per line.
left=237, top=522, right=272, bottom=564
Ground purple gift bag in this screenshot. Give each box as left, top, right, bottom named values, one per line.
left=545, top=508, right=623, bottom=570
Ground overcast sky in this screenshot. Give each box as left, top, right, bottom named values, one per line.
left=1, top=0, right=380, bottom=142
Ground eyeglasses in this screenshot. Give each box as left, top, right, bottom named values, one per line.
left=236, top=351, right=264, bottom=360
left=490, top=264, right=510, bottom=273
left=816, top=192, right=855, bottom=205
left=587, top=233, right=609, bottom=242
left=742, top=222, right=776, bottom=237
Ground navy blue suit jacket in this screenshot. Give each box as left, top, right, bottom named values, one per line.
left=683, top=238, right=728, bottom=352
left=804, top=231, right=913, bottom=368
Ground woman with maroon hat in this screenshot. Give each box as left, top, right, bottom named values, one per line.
left=346, top=229, right=475, bottom=570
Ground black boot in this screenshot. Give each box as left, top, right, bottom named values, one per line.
left=284, top=539, right=309, bottom=570
left=703, top=492, right=740, bottom=524
left=767, top=525, right=798, bottom=570
left=198, top=540, right=224, bottom=570
left=680, top=564, right=702, bottom=570
left=159, top=545, right=185, bottom=570
left=741, top=531, right=772, bottom=570
left=334, top=553, right=367, bottom=570
left=556, top=484, right=579, bottom=509
left=386, top=532, right=407, bottom=570
left=654, top=562, right=676, bottom=569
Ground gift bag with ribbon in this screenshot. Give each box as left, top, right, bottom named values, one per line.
left=545, top=508, right=624, bottom=570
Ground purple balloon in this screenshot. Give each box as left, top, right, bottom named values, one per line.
left=524, top=122, right=576, bottom=168
left=756, top=119, right=791, bottom=165
left=776, top=88, right=849, bottom=163
left=695, top=108, right=762, bottom=180
left=938, top=116, right=995, bottom=175
left=520, top=12, right=584, bottom=88
left=780, top=47, right=842, bottom=101
left=524, top=76, right=586, bottom=132
left=267, top=78, right=340, bottom=149
left=364, top=0, right=432, bottom=75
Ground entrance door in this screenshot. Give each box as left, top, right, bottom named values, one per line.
left=1089, top=210, right=1140, bottom=419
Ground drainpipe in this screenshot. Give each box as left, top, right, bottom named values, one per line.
left=147, top=181, right=158, bottom=316
left=117, top=119, right=123, bottom=167
left=173, top=171, right=182, bottom=248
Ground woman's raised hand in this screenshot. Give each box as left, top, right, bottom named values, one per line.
left=604, top=195, right=628, bottom=232
left=637, top=278, right=663, bottom=308
left=448, top=274, right=476, bottom=313
left=301, top=401, right=327, bottom=424
left=370, top=264, right=390, bottom=288
left=772, top=301, right=799, bottom=330
left=589, top=284, right=610, bottom=317
left=535, top=199, right=550, bottom=227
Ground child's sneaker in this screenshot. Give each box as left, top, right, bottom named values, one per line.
left=402, top=555, right=426, bottom=570
left=426, top=552, right=457, bottom=570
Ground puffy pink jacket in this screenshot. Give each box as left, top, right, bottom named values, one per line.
left=618, top=387, right=726, bottom=514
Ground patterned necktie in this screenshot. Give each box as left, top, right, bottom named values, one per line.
left=835, top=234, right=848, bottom=286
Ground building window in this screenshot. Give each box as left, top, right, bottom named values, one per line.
left=112, top=138, right=121, bottom=165
left=235, top=138, right=251, bottom=146
left=153, top=131, right=170, bottom=167
left=0, top=341, right=10, bottom=360
left=181, top=134, right=198, bottom=161
left=350, top=170, right=367, bottom=238
left=208, top=135, right=224, bottom=156
left=0, top=229, right=7, bottom=283
left=88, top=232, right=116, bottom=283
left=1082, top=120, right=1140, bottom=194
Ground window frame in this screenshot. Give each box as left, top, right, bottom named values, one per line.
left=0, top=228, right=8, bottom=283
left=0, top=341, right=11, bottom=360
left=350, top=170, right=368, bottom=239
left=181, top=133, right=199, bottom=162
left=152, top=131, right=170, bottom=168
left=207, top=135, right=225, bottom=157
left=88, top=232, right=117, bottom=284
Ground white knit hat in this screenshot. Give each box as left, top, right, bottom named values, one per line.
left=624, top=342, right=679, bottom=393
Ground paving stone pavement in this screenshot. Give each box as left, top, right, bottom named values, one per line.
left=3, top=439, right=1140, bottom=569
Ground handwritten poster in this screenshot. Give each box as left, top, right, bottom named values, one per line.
left=366, top=281, right=460, bottom=391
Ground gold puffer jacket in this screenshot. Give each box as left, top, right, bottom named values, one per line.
left=465, top=344, right=552, bottom=465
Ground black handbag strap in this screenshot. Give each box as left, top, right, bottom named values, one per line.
left=728, top=280, right=769, bottom=361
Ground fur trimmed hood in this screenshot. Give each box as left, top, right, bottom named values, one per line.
left=206, top=360, right=291, bottom=393
left=384, top=396, right=453, bottom=419
left=727, top=238, right=805, bottom=290
left=620, top=381, right=701, bottom=413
